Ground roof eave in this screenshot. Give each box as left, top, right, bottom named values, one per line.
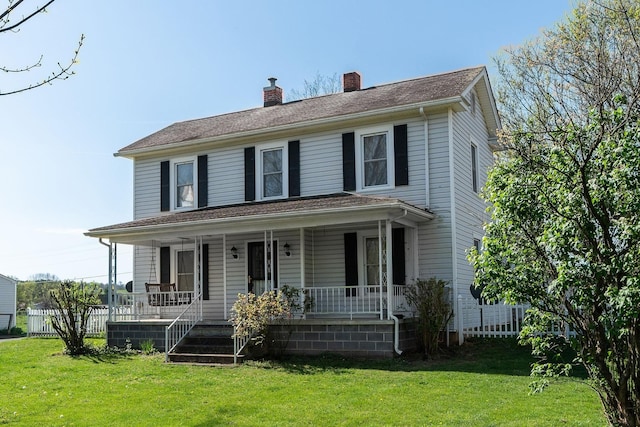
left=115, top=97, right=465, bottom=159
left=85, top=202, right=435, bottom=243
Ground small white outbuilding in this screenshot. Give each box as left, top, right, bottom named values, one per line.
left=0, top=274, right=17, bottom=330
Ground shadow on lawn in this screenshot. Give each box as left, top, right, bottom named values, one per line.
left=257, top=338, right=588, bottom=379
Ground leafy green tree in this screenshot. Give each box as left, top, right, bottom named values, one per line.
left=49, top=281, right=101, bottom=355
left=472, top=1, right=640, bottom=425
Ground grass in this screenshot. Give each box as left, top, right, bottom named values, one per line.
left=0, top=338, right=606, bottom=426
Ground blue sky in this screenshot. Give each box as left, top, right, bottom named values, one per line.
left=0, top=0, right=573, bottom=283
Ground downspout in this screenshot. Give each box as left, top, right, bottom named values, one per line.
left=388, top=209, right=408, bottom=356
left=99, top=238, right=112, bottom=322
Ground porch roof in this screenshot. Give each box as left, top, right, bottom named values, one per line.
left=85, top=193, right=434, bottom=244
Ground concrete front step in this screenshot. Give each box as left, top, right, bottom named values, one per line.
left=168, top=352, right=242, bottom=365
left=168, top=322, right=238, bottom=365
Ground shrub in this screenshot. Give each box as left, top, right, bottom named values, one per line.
left=49, top=281, right=101, bottom=355
left=404, top=278, right=453, bottom=358
left=229, top=291, right=291, bottom=347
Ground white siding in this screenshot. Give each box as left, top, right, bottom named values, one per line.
left=133, top=158, right=159, bottom=220
left=451, top=88, right=494, bottom=300
left=418, top=111, right=454, bottom=282
left=300, top=133, right=343, bottom=196
left=0, top=274, right=17, bottom=329
left=202, top=237, right=224, bottom=319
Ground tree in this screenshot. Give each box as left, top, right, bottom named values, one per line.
left=1, top=0, right=83, bottom=96
left=49, top=281, right=101, bottom=355
left=287, top=71, right=341, bottom=101
left=472, top=1, right=640, bottom=425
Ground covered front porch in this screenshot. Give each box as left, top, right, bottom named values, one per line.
left=86, top=193, right=434, bottom=356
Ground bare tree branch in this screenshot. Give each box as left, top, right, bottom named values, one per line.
left=0, top=0, right=82, bottom=96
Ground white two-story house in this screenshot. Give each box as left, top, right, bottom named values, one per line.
left=86, top=66, right=500, bottom=359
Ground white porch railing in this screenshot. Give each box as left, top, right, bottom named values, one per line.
left=110, top=291, right=196, bottom=320
left=304, top=285, right=405, bottom=319
left=165, top=293, right=202, bottom=361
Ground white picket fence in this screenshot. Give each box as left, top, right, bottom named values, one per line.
left=27, top=307, right=113, bottom=337
left=457, top=294, right=576, bottom=344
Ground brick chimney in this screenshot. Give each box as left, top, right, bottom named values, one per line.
left=343, top=72, right=361, bottom=92
left=263, top=77, right=283, bottom=107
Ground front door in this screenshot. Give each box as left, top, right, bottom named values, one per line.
left=247, top=241, right=278, bottom=294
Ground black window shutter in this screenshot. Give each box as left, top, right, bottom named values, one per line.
left=344, top=232, right=358, bottom=296
left=288, top=140, right=300, bottom=197
left=394, top=124, right=409, bottom=186
left=198, top=155, right=208, bottom=208
left=244, top=147, right=255, bottom=201
left=342, top=132, right=356, bottom=191
left=160, top=161, right=170, bottom=211
left=160, top=246, right=170, bottom=284
left=392, top=228, right=406, bottom=285
left=202, top=244, right=209, bottom=300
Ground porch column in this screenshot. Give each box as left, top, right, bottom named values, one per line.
left=299, top=227, right=306, bottom=318
left=223, top=234, right=228, bottom=319
left=386, top=220, right=393, bottom=320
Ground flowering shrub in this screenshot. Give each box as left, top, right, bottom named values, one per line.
left=229, top=290, right=291, bottom=345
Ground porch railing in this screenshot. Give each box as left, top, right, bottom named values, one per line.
left=165, top=292, right=202, bottom=361
left=304, top=285, right=404, bottom=319
left=110, top=291, right=195, bottom=320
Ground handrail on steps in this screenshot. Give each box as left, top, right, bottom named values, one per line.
left=233, top=326, right=255, bottom=365
left=165, top=292, right=202, bottom=362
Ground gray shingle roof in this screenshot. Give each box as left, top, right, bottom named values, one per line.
left=86, top=193, right=434, bottom=235
left=119, top=67, right=485, bottom=154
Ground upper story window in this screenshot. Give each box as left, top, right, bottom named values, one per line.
left=244, top=140, right=299, bottom=202
left=256, top=143, right=288, bottom=200
left=160, top=155, right=208, bottom=212
left=175, top=161, right=194, bottom=208
left=363, top=133, right=388, bottom=187
left=342, top=124, right=408, bottom=192
left=261, top=148, right=283, bottom=198
left=471, top=142, right=479, bottom=193
left=356, top=126, right=394, bottom=190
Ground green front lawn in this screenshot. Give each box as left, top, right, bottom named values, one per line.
left=0, top=338, right=605, bottom=426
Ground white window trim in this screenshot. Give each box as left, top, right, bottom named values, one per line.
left=255, top=141, right=288, bottom=201
left=170, top=244, right=196, bottom=291
left=355, top=125, right=395, bottom=192
left=170, top=156, right=198, bottom=211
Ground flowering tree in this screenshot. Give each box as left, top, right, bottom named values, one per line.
left=472, top=1, right=640, bottom=425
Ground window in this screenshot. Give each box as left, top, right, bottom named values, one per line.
left=161, top=155, right=207, bottom=212
left=176, top=249, right=195, bottom=292
left=262, top=148, right=283, bottom=198
left=364, top=236, right=386, bottom=289
left=356, top=126, right=394, bottom=190
left=255, top=143, right=288, bottom=200
left=473, top=238, right=481, bottom=253
left=363, top=134, right=388, bottom=187
left=175, top=161, right=194, bottom=208
left=471, top=143, right=478, bottom=193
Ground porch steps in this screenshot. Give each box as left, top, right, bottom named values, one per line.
left=168, top=322, right=242, bottom=365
